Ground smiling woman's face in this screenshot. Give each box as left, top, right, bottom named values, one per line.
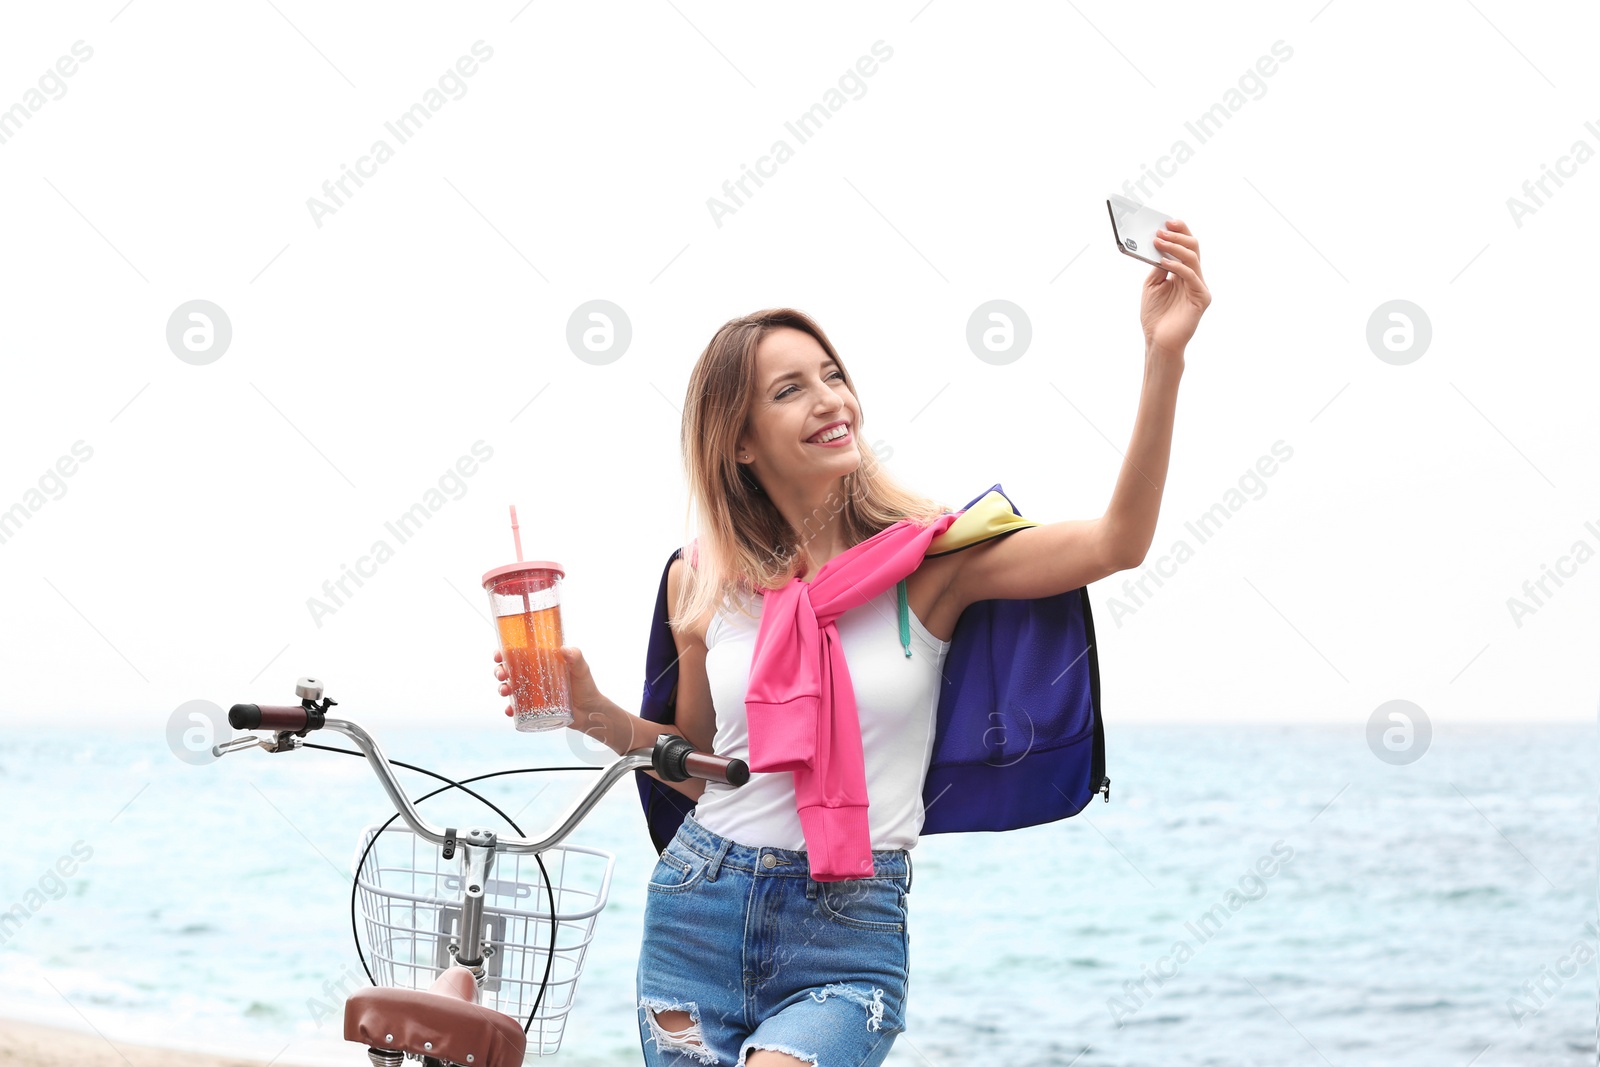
left=737, top=326, right=862, bottom=491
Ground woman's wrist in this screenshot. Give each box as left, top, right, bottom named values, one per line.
left=1145, top=342, right=1186, bottom=376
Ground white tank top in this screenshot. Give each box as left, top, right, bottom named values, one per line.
left=692, top=582, right=952, bottom=852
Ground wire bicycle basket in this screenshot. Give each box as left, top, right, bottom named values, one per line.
left=352, top=822, right=616, bottom=1058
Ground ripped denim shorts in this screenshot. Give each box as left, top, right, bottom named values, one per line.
left=636, top=810, right=913, bottom=1066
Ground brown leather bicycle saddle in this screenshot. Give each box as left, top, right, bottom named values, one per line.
left=344, top=966, right=527, bottom=1067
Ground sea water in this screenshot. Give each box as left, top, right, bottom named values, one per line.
left=0, top=722, right=1594, bottom=1066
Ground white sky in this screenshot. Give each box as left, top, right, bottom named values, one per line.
left=1, top=1, right=1594, bottom=732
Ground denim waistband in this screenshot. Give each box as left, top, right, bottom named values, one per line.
left=676, top=810, right=911, bottom=884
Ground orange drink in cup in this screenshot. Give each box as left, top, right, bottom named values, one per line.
left=483, top=560, right=573, bottom=732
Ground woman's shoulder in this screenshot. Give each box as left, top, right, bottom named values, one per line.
left=668, top=554, right=758, bottom=646
left=666, top=555, right=711, bottom=645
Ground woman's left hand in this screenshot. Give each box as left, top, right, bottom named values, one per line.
left=1139, top=219, right=1211, bottom=357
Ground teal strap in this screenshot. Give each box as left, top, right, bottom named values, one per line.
left=897, top=578, right=912, bottom=657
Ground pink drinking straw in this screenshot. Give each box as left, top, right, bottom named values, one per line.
left=510, top=505, right=530, bottom=614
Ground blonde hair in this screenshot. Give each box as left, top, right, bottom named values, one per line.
left=673, top=308, right=949, bottom=636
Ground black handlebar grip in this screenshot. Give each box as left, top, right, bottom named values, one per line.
left=228, top=704, right=309, bottom=732
left=651, top=733, right=749, bottom=786
left=685, top=751, right=750, bottom=787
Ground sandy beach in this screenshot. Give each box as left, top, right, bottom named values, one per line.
left=0, top=1019, right=332, bottom=1067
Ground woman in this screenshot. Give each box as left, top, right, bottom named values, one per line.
left=495, top=221, right=1209, bottom=1065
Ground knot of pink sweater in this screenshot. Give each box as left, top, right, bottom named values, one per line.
left=743, top=512, right=962, bottom=880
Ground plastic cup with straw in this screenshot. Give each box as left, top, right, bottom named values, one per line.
left=482, top=505, right=573, bottom=732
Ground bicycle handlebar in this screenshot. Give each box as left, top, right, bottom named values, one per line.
left=218, top=695, right=748, bottom=855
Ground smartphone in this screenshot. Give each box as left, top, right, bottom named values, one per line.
left=1107, top=193, right=1175, bottom=268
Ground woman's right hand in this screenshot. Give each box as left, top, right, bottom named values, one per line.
left=557, top=646, right=608, bottom=731
left=493, top=646, right=611, bottom=738
left=492, top=648, right=514, bottom=718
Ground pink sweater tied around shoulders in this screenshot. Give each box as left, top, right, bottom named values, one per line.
left=740, top=511, right=963, bottom=881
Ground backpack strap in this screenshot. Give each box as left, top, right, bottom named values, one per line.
left=897, top=578, right=912, bottom=658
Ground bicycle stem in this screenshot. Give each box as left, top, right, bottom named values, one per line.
left=456, top=842, right=495, bottom=972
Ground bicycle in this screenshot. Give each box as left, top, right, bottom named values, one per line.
left=212, top=676, right=749, bottom=1067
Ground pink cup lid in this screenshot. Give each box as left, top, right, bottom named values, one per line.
left=482, top=560, right=565, bottom=588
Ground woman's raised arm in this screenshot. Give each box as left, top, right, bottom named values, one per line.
left=944, top=219, right=1209, bottom=610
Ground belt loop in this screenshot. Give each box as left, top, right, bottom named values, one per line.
left=704, top=834, right=733, bottom=882
left=905, top=852, right=913, bottom=895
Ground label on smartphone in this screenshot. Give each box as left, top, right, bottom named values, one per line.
left=1107, top=194, right=1173, bottom=268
